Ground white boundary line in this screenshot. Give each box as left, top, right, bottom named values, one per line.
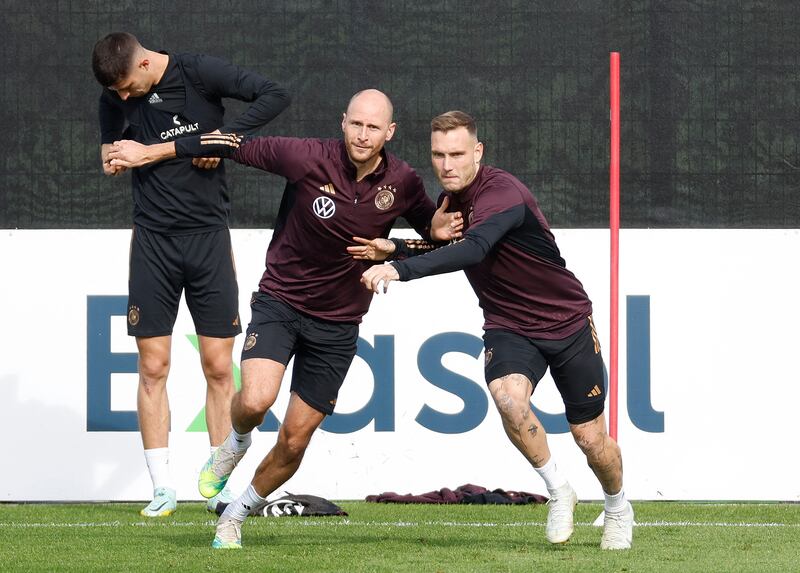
left=1, top=520, right=798, bottom=529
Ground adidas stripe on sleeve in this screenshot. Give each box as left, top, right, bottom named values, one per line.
left=174, top=133, right=246, bottom=159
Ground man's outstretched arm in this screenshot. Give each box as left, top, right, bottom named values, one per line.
left=361, top=204, right=524, bottom=293
left=347, top=196, right=463, bottom=262
left=107, top=133, right=244, bottom=168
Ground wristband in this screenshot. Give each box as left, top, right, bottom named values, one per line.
left=389, top=238, right=438, bottom=260
left=175, top=133, right=244, bottom=158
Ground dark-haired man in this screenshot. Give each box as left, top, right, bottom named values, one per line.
left=358, top=110, right=634, bottom=550
left=107, top=89, right=462, bottom=548
left=92, top=32, right=290, bottom=517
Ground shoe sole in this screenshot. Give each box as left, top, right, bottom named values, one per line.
left=211, top=540, right=241, bottom=549
left=601, top=543, right=632, bottom=550
left=140, top=507, right=176, bottom=517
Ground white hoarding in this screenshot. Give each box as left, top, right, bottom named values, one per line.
left=0, top=229, right=798, bottom=501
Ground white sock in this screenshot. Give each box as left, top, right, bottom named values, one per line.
left=222, top=484, right=264, bottom=522
left=535, top=456, right=568, bottom=493
left=143, top=447, right=172, bottom=490
left=604, top=488, right=627, bottom=513
left=226, top=428, right=252, bottom=454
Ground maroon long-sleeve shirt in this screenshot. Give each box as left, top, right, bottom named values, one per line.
left=393, top=166, right=592, bottom=339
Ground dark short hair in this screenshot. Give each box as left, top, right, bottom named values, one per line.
left=430, top=110, right=477, bottom=137
left=91, top=32, right=140, bottom=87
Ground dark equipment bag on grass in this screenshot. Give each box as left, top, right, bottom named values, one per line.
left=215, top=493, right=348, bottom=517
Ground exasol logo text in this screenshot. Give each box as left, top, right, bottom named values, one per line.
left=86, top=296, right=663, bottom=434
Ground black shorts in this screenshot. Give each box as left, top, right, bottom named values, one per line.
left=241, top=292, right=359, bottom=416
left=127, top=225, right=241, bottom=338
left=483, top=317, right=605, bottom=425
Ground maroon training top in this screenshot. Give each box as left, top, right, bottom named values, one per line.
left=393, top=166, right=592, bottom=339
left=232, top=136, right=435, bottom=323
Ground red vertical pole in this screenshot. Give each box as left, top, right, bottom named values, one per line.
left=609, top=52, right=620, bottom=441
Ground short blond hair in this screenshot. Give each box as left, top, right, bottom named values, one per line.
left=430, top=110, right=477, bottom=137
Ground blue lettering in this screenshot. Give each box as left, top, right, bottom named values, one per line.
left=323, top=336, right=395, bottom=433
left=416, top=332, right=487, bottom=434
left=86, top=297, right=664, bottom=434
left=627, top=295, right=664, bottom=432
left=86, top=295, right=138, bottom=431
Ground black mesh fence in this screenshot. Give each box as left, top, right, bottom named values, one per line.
left=2, top=0, right=799, bottom=229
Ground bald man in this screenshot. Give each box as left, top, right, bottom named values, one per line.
left=108, top=89, right=462, bottom=548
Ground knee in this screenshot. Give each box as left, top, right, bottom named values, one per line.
left=491, top=389, right=529, bottom=429
left=276, top=428, right=311, bottom=462
left=573, top=427, right=609, bottom=460
left=490, top=374, right=533, bottom=415
left=138, top=354, right=169, bottom=386
left=237, top=393, right=270, bottom=421
left=201, top=356, right=233, bottom=387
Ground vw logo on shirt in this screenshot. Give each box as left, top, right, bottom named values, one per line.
left=312, top=196, right=336, bottom=219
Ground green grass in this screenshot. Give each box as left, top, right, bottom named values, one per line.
left=0, top=501, right=798, bottom=572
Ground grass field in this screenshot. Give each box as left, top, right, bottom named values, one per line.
left=1, top=501, right=798, bottom=572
